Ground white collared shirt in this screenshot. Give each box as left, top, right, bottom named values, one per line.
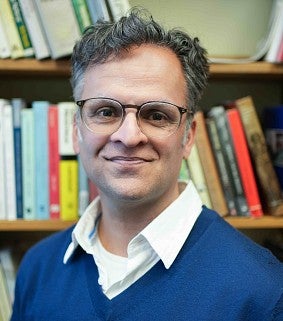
left=64, top=180, right=203, bottom=299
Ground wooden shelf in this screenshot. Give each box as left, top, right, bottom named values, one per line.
left=0, top=216, right=283, bottom=232
left=0, top=59, right=71, bottom=77
left=0, top=220, right=75, bottom=232
left=0, top=59, right=282, bottom=78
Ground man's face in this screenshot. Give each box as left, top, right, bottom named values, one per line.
left=73, top=44, right=195, bottom=206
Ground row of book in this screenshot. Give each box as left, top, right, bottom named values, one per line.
left=1, top=95, right=283, bottom=221
left=0, top=98, right=99, bottom=221
left=0, top=0, right=131, bottom=60
left=181, top=96, right=283, bottom=218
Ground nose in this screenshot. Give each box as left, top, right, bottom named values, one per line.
left=110, top=111, right=148, bottom=146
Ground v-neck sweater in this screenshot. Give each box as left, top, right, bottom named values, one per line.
left=11, top=207, right=283, bottom=321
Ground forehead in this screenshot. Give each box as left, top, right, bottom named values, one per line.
left=82, top=44, right=187, bottom=105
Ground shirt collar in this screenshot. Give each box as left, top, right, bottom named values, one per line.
left=63, top=180, right=202, bottom=267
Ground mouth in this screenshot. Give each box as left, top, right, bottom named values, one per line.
left=104, top=156, right=152, bottom=164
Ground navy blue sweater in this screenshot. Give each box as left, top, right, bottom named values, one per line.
left=11, top=207, right=283, bottom=320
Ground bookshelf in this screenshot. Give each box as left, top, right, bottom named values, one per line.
left=0, top=216, right=283, bottom=232
left=0, top=59, right=283, bottom=78
left=0, top=60, right=283, bottom=238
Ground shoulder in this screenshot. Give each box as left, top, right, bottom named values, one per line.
left=19, top=225, right=75, bottom=274
left=189, top=206, right=283, bottom=281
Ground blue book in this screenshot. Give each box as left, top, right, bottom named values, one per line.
left=78, top=156, right=89, bottom=217
left=33, top=101, right=49, bottom=219
left=21, top=108, right=35, bottom=220
left=11, top=98, right=26, bottom=219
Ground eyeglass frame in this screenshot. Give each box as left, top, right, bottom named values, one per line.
left=76, top=97, right=192, bottom=137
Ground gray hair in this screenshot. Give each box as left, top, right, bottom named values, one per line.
left=71, top=8, right=209, bottom=116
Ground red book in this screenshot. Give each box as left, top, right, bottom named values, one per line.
left=226, top=108, right=263, bottom=217
left=48, top=105, right=60, bottom=219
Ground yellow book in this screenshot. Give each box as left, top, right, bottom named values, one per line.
left=59, top=159, right=78, bottom=221
left=58, top=102, right=78, bottom=221
left=0, top=0, right=24, bottom=58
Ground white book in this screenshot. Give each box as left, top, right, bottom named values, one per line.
left=0, top=13, right=11, bottom=58
left=187, top=144, right=212, bottom=208
left=265, top=0, right=283, bottom=62
left=0, top=101, right=7, bottom=219
left=107, top=0, right=130, bottom=22
left=34, top=0, right=81, bottom=59
left=2, top=101, right=17, bottom=220
left=18, top=0, right=50, bottom=60
left=58, top=102, right=77, bottom=156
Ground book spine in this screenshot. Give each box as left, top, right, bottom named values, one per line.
left=0, top=262, right=12, bottom=320
left=3, top=103, right=17, bottom=220
left=206, top=117, right=237, bottom=216
left=107, top=0, right=130, bottom=22
left=33, top=101, right=49, bottom=219
left=18, top=0, right=50, bottom=60
left=194, top=111, right=228, bottom=216
left=58, top=102, right=78, bottom=221
left=11, top=98, right=26, bottom=219
left=0, top=103, right=6, bottom=219
left=0, top=14, right=11, bottom=58
left=9, top=0, right=34, bottom=57
left=34, top=0, right=81, bottom=59
left=226, top=108, right=263, bottom=217
left=48, top=105, right=60, bottom=219
left=0, top=0, right=24, bottom=59
left=59, top=158, right=78, bottom=221
left=71, top=0, right=92, bottom=34
left=209, top=106, right=249, bottom=216
left=236, top=96, right=283, bottom=216
left=21, top=108, right=36, bottom=220
left=78, top=156, right=89, bottom=216
left=187, top=144, right=212, bottom=208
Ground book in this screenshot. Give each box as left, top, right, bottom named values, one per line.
left=187, top=144, right=212, bottom=208
left=0, top=101, right=7, bottom=219
left=71, top=0, right=92, bottom=34
left=107, top=0, right=130, bottom=22
left=0, top=0, right=24, bottom=59
left=33, top=101, right=50, bottom=219
left=208, top=106, right=249, bottom=216
left=226, top=108, right=263, bottom=217
left=235, top=96, right=283, bottom=216
left=11, top=98, right=26, bottom=219
left=0, top=262, right=12, bottom=321
left=0, top=248, right=17, bottom=306
left=48, top=104, right=60, bottom=219
left=0, top=13, right=11, bottom=58
left=194, top=111, right=228, bottom=216
left=86, top=0, right=110, bottom=23
left=2, top=101, right=17, bottom=220
left=78, top=156, right=89, bottom=216
left=21, top=107, right=36, bottom=220
left=264, top=0, right=283, bottom=63
left=9, top=0, right=34, bottom=57
left=263, top=104, right=283, bottom=190
left=206, top=117, right=237, bottom=216
left=34, top=0, right=81, bottom=59
left=18, top=0, right=50, bottom=60
left=58, top=102, right=78, bottom=221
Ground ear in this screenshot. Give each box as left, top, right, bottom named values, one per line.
left=182, top=119, right=196, bottom=159
left=72, top=114, right=80, bottom=154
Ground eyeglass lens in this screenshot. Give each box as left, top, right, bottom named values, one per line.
left=81, top=98, right=184, bottom=137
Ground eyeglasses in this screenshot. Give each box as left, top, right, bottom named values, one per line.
left=76, top=97, right=190, bottom=138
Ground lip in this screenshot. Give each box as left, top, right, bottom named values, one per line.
left=104, top=156, right=152, bottom=164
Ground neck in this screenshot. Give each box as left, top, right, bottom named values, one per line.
left=97, top=184, right=180, bottom=257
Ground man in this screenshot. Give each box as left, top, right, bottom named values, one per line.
left=11, top=9, right=283, bottom=321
